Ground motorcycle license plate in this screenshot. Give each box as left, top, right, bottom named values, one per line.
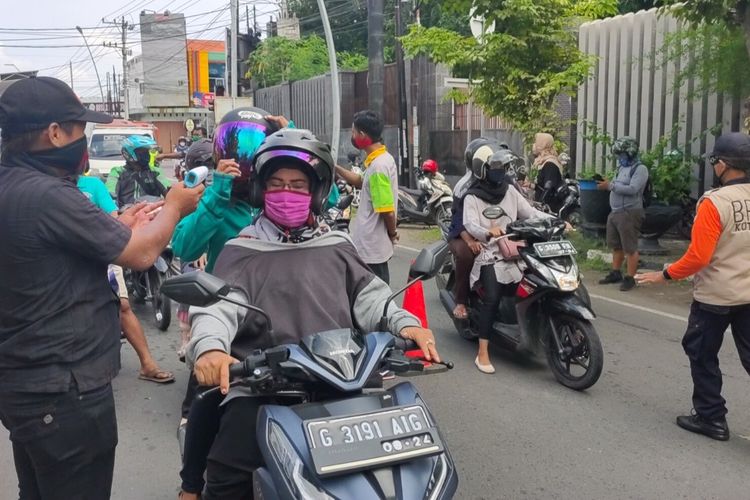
left=305, top=405, right=443, bottom=477
left=533, top=240, right=577, bottom=259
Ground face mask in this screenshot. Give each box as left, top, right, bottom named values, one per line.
left=192, top=135, right=201, bottom=142
left=713, top=164, right=727, bottom=188
left=618, top=153, right=631, bottom=168
left=28, top=136, right=88, bottom=175
left=486, top=168, right=506, bottom=185
left=264, top=190, right=312, bottom=228
left=351, top=134, right=373, bottom=150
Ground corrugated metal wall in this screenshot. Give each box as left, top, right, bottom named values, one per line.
left=576, top=8, right=742, bottom=194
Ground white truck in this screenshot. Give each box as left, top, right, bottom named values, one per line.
left=86, top=120, right=157, bottom=178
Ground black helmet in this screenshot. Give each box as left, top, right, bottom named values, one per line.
left=472, top=145, right=521, bottom=184
left=464, top=137, right=492, bottom=171
left=185, top=138, right=215, bottom=169
left=250, top=129, right=335, bottom=214
left=213, top=106, right=278, bottom=183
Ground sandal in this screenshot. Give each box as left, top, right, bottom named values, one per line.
left=138, top=369, right=175, bottom=384
left=453, top=304, right=468, bottom=320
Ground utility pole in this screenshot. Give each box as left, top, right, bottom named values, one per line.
left=253, top=5, right=258, bottom=34
left=246, top=5, right=250, bottom=32
left=230, top=0, right=239, bottom=98
left=106, top=71, right=112, bottom=114
left=103, top=17, right=131, bottom=119
left=367, top=0, right=384, bottom=117
left=395, top=0, right=410, bottom=187
left=113, top=65, right=119, bottom=117
left=317, top=0, right=341, bottom=161
left=69, top=61, right=74, bottom=91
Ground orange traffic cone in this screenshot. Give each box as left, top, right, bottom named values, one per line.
left=402, top=279, right=428, bottom=329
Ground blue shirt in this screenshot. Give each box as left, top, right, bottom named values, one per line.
left=78, top=175, right=117, bottom=214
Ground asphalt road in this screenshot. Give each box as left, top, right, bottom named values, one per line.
left=2, top=248, right=750, bottom=499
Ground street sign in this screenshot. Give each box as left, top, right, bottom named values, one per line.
left=184, top=119, right=195, bottom=132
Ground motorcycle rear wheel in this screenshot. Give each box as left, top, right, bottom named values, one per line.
left=545, top=315, right=603, bottom=391
left=149, top=268, right=171, bottom=331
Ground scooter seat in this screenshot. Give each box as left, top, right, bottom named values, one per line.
left=401, top=187, right=425, bottom=197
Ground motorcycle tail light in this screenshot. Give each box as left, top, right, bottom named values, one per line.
left=516, top=279, right=535, bottom=298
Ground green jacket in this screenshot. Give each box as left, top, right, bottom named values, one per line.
left=172, top=172, right=258, bottom=273
left=105, top=164, right=172, bottom=207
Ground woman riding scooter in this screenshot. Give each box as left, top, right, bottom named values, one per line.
left=463, top=145, right=552, bottom=374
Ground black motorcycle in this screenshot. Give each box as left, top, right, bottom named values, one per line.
left=324, top=193, right=355, bottom=233
left=162, top=247, right=458, bottom=499
left=435, top=211, right=602, bottom=390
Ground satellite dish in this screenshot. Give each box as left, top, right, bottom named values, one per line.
left=469, top=7, right=495, bottom=42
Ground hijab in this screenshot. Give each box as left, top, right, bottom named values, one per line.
left=532, top=133, right=563, bottom=174
left=465, top=176, right=509, bottom=205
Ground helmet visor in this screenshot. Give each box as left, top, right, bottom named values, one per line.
left=214, top=121, right=271, bottom=178
left=255, top=149, right=324, bottom=179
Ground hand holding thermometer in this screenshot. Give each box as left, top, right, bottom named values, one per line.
left=184, top=166, right=210, bottom=188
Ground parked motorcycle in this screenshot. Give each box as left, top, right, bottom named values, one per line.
left=397, top=163, right=453, bottom=233
left=162, top=248, right=458, bottom=499
left=539, top=179, right=582, bottom=227
left=435, top=211, right=602, bottom=390
left=340, top=152, right=363, bottom=208
left=122, top=196, right=174, bottom=331
left=325, top=193, right=355, bottom=233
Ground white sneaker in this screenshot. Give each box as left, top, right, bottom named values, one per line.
left=474, top=357, right=495, bottom=374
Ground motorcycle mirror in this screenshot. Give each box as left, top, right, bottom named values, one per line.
left=482, top=206, right=506, bottom=220
left=161, top=272, right=231, bottom=307
left=409, top=240, right=450, bottom=281
left=347, top=152, right=359, bottom=162
left=336, top=194, right=354, bottom=210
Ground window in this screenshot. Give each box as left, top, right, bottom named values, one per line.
left=208, top=62, right=226, bottom=93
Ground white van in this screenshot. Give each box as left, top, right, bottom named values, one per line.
left=87, top=120, right=157, bottom=178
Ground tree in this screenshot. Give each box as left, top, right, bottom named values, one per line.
left=246, top=35, right=368, bottom=88
left=618, top=0, right=660, bottom=14
left=662, top=1, right=750, bottom=72
left=400, top=0, right=619, bottom=135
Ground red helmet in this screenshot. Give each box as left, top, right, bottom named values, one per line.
left=421, top=159, right=438, bottom=174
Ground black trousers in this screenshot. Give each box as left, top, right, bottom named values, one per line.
left=478, top=265, right=517, bottom=340
left=682, top=301, right=750, bottom=421
left=0, top=383, right=117, bottom=500
left=180, top=388, right=223, bottom=494
left=204, top=397, right=274, bottom=500
left=367, top=261, right=390, bottom=285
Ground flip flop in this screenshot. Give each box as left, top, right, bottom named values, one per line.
left=138, top=369, right=175, bottom=384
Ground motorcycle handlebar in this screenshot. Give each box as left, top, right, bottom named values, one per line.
left=392, top=337, right=418, bottom=351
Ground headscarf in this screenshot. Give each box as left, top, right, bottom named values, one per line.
left=465, top=176, right=509, bottom=205
left=532, top=133, right=563, bottom=174
left=453, top=170, right=474, bottom=199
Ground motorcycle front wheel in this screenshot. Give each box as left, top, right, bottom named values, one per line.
left=148, top=268, right=171, bottom=331
left=545, top=315, right=603, bottom=391
left=435, top=203, right=452, bottom=235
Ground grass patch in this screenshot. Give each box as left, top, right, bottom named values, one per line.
left=568, top=231, right=611, bottom=272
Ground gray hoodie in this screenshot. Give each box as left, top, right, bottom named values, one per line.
left=609, top=163, right=649, bottom=213
left=186, top=216, right=420, bottom=369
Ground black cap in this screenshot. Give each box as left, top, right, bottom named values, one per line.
left=712, top=132, right=750, bottom=162
left=0, top=76, right=113, bottom=138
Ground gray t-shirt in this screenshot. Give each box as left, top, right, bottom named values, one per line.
left=351, top=149, right=399, bottom=264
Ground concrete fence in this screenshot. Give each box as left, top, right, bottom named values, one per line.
left=575, top=8, right=743, bottom=194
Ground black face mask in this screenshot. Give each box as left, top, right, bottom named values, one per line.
left=28, top=136, right=89, bottom=175
left=486, top=167, right=507, bottom=185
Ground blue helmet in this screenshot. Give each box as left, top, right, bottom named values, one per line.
left=122, top=135, right=157, bottom=166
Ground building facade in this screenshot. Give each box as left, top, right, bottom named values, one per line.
left=187, top=39, right=226, bottom=108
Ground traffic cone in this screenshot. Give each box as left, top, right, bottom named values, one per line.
left=402, top=279, right=428, bottom=329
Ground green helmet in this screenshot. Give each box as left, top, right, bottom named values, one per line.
left=612, top=136, right=639, bottom=159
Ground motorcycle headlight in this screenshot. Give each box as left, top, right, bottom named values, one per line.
left=556, top=275, right=579, bottom=291
left=268, top=421, right=333, bottom=500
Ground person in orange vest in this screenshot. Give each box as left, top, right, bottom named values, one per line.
left=636, top=132, right=750, bottom=441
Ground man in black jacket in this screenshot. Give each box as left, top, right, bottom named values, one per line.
left=0, top=77, right=204, bottom=499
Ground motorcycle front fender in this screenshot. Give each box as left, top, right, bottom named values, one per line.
left=546, top=294, right=596, bottom=320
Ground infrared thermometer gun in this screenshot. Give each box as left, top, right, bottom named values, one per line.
left=184, top=166, right=209, bottom=188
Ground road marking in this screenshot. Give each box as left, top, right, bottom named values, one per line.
left=589, top=293, right=688, bottom=324
left=396, top=244, right=421, bottom=253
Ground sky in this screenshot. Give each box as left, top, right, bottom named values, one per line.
left=0, top=0, right=280, bottom=102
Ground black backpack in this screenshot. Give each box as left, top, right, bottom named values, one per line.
left=628, top=163, right=652, bottom=207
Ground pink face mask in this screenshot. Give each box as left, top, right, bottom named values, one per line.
left=264, top=190, right=312, bottom=228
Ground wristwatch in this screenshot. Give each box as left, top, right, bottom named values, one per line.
left=662, top=268, right=672, bottom=280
